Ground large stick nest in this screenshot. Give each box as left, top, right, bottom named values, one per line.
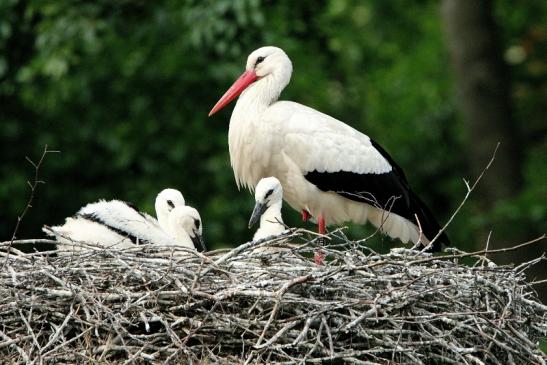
left=1, top=231, right=546, bottom=364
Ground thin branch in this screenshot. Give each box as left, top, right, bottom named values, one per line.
left=424, top=142, right=500, bottom=251
left=0, top=217, right=545, bottom=363
left=411, top=234, right=545, bottom=265
left=3, top=145, right=59, bottom=267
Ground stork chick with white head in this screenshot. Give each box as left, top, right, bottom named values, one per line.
left=167, top=205, right=206, bottom=252
left=209, top=46, right=451, bottom=262
left=46, top=189, right=206, bottom=252
left=248, top=177, right=285, bottom=240
left=155, top=188, right=185, bottom=232
left=46, top=198, right=182, bottom=250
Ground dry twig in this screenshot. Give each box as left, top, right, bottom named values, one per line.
left=3, top=145, right=59, bottom=268
left=0, top=231, right=545, bottom=364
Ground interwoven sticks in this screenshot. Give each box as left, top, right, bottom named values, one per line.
left=1, top=231, right=546, bottom=364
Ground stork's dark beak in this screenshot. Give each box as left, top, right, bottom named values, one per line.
left=191, top=231, right=206, bottom=252
left=248, top=202, right=268, bottom=228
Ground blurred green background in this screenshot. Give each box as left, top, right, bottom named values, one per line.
left=1, top=1, right=545, bottom=297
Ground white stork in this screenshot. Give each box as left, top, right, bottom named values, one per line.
left=45, top=199, right=179, bottom=250
left=209, top=46, right=450, bottom=259
left=45, top=214, right=137, bottom=251
left=248, top=177, right=286, bottom=240
left=155, top=188, right=185, bottom=232
left=167, top=205, right=206, bottom=252
left=45, top=189, right=206, bottom=251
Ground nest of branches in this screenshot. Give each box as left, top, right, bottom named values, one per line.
left=0, top=231, right=546, bottom=364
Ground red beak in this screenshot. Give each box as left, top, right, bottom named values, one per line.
left=209, top=70, right=257, bottom=116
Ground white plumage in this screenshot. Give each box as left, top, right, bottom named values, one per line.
left=166, top=205, right=206, bottom=252
left=155, top=188, right=185, bottom=232
left=209, top=46, right=450, bottom=252
left=45, top=189, right=205, bottom=251
left=248, top=177, right=285, bottom=240
left=45, top=217, right=135, bottom=250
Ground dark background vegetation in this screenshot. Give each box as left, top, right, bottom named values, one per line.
left=1, top=0, right=545, bottom=297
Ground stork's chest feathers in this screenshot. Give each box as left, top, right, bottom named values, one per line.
left=228, top=116, right=274, bottom=188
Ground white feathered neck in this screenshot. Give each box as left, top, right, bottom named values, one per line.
left=228, top=49, right=293, bottom=191
left=253, top=199, right=285, bottom=240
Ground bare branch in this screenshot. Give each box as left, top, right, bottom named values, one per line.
left=425, top=142, right=500, bottom=251
left=3, top=145, right=59, bottom=267
left=0, top=234, right=545, bottom=363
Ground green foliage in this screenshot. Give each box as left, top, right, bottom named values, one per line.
left=0, top=0, right=545, bottom=255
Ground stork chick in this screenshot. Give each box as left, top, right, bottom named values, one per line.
left=167, top=205, right=206, bottom=252
left=155, top=188, right=185, bottom=232
left=45, top=189, right=206, bottom=252
left=46, top=198, right=179, bottom=250
left=248, top=177, right=285, bottom=240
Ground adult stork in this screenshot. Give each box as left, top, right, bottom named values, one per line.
left=209, top=46, right=450, bottom=260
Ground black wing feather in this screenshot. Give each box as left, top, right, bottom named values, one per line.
left=78, top=213, right=152, bottom=245
left=304, top=139, right=450, bottom=251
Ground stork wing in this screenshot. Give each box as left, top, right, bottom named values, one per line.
left=78, top=200, right=177, bottom=246
left=267, top=101, right=449, bottom=249
left=269, top=102, right=392, bottom=175
left=276, top=102, right=411, bottom=213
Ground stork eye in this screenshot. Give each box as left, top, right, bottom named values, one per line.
left=264, top=189, right=274, bottom=200
left=255, top=56, right=265, bottom=66
left=167, top=200, right=175, bottom=209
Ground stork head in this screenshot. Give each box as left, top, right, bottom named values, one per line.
left=209, top=46, right=293, bottom=116
left=168, top=206, right=206, bottom=252
left=155, top=189, right=185, bottom=228
left=245, top=46, right=292, bottom=80
left=248, top=177, right=283, bottom=228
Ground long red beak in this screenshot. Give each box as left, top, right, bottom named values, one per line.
left=209, top=70, right=257, bottom=116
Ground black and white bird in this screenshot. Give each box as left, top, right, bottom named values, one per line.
left=45, top=189, right=205, bottom=251
left=248, top=177, right=285, bottom=240
left=167, top=205, right=206, bottom=252
left=209, top=46, right=450, bottom=258
left=45, top=199, right=177, bottom=250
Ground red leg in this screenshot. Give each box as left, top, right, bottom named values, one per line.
left=314, top=214, right=326, bottom=265
left=318, top=215, right=326, bottom=234
left=301, top=209, right=311, bottom=222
